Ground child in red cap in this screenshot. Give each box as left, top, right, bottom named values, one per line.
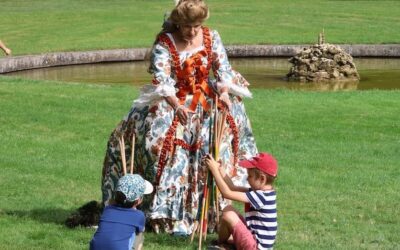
left=204, top=153, right=278, bottom=250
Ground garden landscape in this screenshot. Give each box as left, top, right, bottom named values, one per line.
left=0, top=1, right=399, bottom=249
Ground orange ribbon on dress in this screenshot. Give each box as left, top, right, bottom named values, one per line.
left=157, top=27, right=214, bottom=113
left=175, top=50, right=214, bottom=112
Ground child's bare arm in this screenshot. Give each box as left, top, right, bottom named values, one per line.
left=204, top=154, right=248, bottom=203
left=0, top=40, right=11, bottom=56
left=134, top=232, right=144, bottom=250
left=220, top=171, right=249, bottom=192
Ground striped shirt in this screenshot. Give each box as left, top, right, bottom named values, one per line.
left=245, top=189, right=277, bottom=250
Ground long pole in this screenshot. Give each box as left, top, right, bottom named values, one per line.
left=198, top=98, right=216, bottom=248
left=118, top=136, right=127, bottom=175
left=130, top=133, right=135, bottom=174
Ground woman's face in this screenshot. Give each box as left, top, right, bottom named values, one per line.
left=178, top=23, right=202, bottom=42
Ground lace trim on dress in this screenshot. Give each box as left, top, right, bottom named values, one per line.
left=216, top=72, right=253, bottom=98
left=165, top=33, right=205, bottom=62
left=132, top=84, right=176, bottom=108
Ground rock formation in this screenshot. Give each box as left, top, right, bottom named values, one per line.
left=286, top=31, right=360, bottom=83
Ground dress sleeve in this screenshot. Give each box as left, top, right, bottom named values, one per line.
left=133, top=43, right=177, bottom=108
left=211, top=30, right=252, bottom=98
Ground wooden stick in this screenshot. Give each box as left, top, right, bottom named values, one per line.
left=219, top=126, right=228, bottom=147
left=214, top=97, right=219, bottom=159
left=130, top=133, right=135, bottom=174
left=215, top=187, right=220, bottom=225
left=205, top=169, right=218, bottom=240
left=222, top=111, right=227, bottom=124
left=122, top=136, right=127, bottom=174
left=190, top=221, right=198, bottom=243
left=198, top=184, right=207, bottom=249
left=218, top=111, right=227, bottom=146
left=194, top=101, right=214, bottom=246
left=207, top=101, right=214, bottom=164
left=203, top=185, right=210, bottom=241
left=119, top=136, right=127, bottom=175
left=219, top=114, right=224, bottom=147
left=216, top=114, right=221, bottom=147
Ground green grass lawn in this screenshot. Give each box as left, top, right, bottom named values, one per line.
left=1, top=0, right=400, bottom=55
left=0, top=76, right=399, bottom=249
left=1, top=1, right=399, bottom=249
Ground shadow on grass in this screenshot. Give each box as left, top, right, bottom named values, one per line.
left=2, top=200, right=103, bottom=228
left=145, top=232, right=218, bottom=250
left=2, top=208, right=74, bottom=225
left=2, top=208, right=220, bottom=249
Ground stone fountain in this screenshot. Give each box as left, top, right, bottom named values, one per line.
left=286, top=30, right=360, bottom=83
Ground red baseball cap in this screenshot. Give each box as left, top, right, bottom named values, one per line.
left=239, top=152, right=278, bottom=177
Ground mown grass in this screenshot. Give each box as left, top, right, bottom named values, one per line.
left=1, top=0, right=400, bottom=249
left=1, top=0, right=400, bottom=55
left=0, top=76, right=399, bottom=249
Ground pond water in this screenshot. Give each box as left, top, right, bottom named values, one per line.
left=6, top=58, right=400, bottom=90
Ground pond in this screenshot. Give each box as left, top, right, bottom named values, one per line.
left=6, top=58, right=400, bottom=90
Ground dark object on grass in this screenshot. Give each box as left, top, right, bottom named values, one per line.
left=207, top=240, right=236, bottom=250
left=65, top=200, right=104, bottom=228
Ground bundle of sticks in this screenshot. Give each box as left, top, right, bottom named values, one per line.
left=192, top=96, right=229, bottom=249
left=118, top=133, right=136, bottom=176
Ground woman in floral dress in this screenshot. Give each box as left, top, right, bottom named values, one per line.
left=101, top=0, right=258, bottom=235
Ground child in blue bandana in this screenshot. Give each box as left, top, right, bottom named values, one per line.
left=90, top=174, right=153, bottom=250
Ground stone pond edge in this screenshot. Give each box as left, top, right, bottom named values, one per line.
left=1, top=44, right=399, bottom=74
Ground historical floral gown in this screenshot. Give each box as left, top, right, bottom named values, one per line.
left=101, top=27, right=258, bottom=235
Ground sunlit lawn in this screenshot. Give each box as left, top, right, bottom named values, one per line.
left=1, top=0, right=400, bottom=249
left=0, top=76, right=399, bottom=249
left=1, top=0, right=400, bottom=55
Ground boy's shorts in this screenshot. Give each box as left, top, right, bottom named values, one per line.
left=232, top=215, right=257, bottom=250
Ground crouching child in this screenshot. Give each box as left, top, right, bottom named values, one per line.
left=204, top=153, right=278, bottom=250
left=90, top=174, right=153, bottom=250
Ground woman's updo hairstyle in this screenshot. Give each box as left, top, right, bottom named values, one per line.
left=169, top=0, right=209, bottom=25
left=147, top=0, right=209, bottom=69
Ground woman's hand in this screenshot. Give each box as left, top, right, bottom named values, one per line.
left=164, top=96, right=193, bottom=125
left=219, top=92, right=232, bottom=111
left=175, top=105, right=194, bottom=125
